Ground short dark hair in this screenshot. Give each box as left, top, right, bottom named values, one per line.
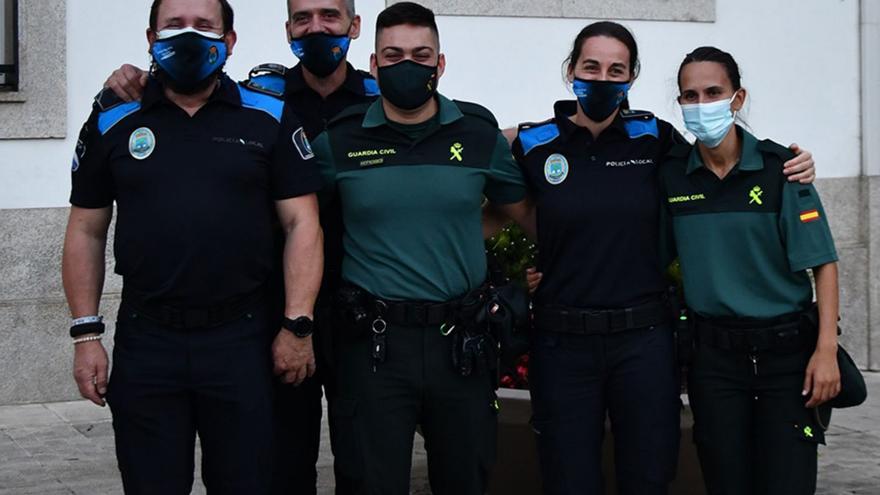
left=287, top=0, right=356, bottom=19
left=376, top=2, right=438, bottom=42
left=677, top=46, right=742, bottom=92
left=149, top=0, right=235, bottom=34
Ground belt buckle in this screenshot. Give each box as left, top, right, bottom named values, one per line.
left=411, top=304, right=427, bottom=326
left=582, top=310, right=608, bottom=334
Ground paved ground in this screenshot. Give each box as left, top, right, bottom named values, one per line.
left=1, top=373, right=878, bottom=494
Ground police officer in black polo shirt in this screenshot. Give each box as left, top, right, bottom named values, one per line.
left=102, top=2, right=378, bottom=493
left=62, top=1, right=322, bottom=493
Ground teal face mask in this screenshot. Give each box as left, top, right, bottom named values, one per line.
left=680, top=92, right=739, bottom=148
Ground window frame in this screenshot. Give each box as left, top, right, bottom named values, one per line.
left=0, top=0, right=19, bottom=91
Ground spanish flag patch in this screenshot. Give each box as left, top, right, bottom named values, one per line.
left=800, top=209, right=821, bottom=223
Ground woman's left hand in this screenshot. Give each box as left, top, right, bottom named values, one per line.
left=783, top=144, right=816, bottom=184
left=802, top=347, right=841, bottom=408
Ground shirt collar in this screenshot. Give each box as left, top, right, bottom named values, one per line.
left=285, top=62, right=368, bottom=96
left=362, top=93, right=463, bottom=129
left=686, top=126, right=763, bottom=175
left=141, top=74, right=240, bottom=111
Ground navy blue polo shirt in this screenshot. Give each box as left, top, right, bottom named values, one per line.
left=283, top=62, right=380, bottom=140
left=70, top=75, right=321, bottom=307
left=513, top=101, right=685, bottom=309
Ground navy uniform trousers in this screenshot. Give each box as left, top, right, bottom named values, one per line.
left=529, top=324, right=681, bottom=495
left=107, top=301, right=275, bottom=495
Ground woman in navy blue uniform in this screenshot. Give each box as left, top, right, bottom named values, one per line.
left=492, top=22, right=817, bottom=495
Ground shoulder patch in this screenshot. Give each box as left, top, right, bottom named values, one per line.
left=620, top=109, right=655, bottom=120
left=94, top=87, right=129, bottom=113
left=361, top=75, right=380, bottom=97
left=757, top=139, right=796, bottom=162
left=621, top=109, right=659, bottom=139
left=237, top=84, right=284, bottom=123
left=97, top=101, right=142, bottom=135
left=244, top=63, right=288, bottom=98
left=518, top=121, right=560, bottom=156
left=453, top=100, right=499, bottom=127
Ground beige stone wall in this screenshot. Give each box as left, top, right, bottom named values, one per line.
left=391, top=0, right=715, bottom=22
left=0, top=0, right=67, bottom=139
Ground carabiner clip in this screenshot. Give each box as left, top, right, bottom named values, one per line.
left=440, top=322, right=456, bottom=336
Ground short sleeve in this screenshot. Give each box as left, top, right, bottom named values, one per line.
left=309, top=131, right=337, bottom=208
left=779, top=181, right=838, bottom=272
left=69, top=109, right=114, bottom=208
left=657, top=171, right=678, bottom=269
left=484, top=132, right=526, bottom=205
left=270, top=106, right=323, bottom=200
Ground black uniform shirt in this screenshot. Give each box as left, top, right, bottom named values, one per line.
left=284, top=62, right=380, bottom=140
left=282, top=62, right=379, bottom=288
left=513, top=101, right=684, bottom=309
left=70, top=75, right=321, bottom=307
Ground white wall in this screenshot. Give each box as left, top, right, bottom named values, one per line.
left=0, top=0, right=861, bottom=209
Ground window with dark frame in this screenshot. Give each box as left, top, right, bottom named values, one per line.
left=0, top=0, right=18, bottom=91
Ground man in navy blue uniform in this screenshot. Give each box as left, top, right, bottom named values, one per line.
left=102, top=2, right=379, bottom=492
left=62, top=1, right=323, bottom=493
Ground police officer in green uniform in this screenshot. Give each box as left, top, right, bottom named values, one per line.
left=659, top=47, right=841, bottom=495
left=310, top=3, right=527, bottom=494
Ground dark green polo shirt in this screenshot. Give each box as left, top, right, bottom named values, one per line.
left=312, top=94, right=526, bottom=302
left=659, top=127, right=838, bottom=318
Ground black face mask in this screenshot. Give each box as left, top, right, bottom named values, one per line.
left=377, top=60, right=438, bottom=110
left=290, top=33, right=352, bottom=78
left=572, top=78, right=631, bottom=122
left=150, top=28, right=228, bottom=95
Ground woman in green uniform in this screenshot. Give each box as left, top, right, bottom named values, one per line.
left=659, top=46, right=841, bottom=495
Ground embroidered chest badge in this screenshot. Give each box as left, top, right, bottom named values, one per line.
left=129, top=127, right=156, bottom=160
left=544, top=153, right=569, bottom=185
left=749, top=185, right=764, bottom=205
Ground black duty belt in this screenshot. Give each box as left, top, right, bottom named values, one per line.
left=121, top=287, right=263, bottom=330
left=534, top=299, right=670, bottom=335
left=367, top=285, right=488, bottom=327
left=693, top=311, right=809, bottom=353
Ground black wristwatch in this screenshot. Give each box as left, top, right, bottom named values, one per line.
left=282, top=316, right=314, bottom=338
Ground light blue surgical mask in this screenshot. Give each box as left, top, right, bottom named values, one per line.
left=680, top=92, right=740, bottom=148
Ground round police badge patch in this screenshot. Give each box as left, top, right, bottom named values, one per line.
left=544, top=153, right=569, bottom=185
left=129, top=127, right=156, bottom=160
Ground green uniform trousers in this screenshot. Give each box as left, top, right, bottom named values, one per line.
left=688, top=340, right=825, bottom=495
left=331, top=321, right=497, bottom=495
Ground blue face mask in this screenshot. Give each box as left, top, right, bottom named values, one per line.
left=572, top=78, right=630, bottom=122
left=290, top=33, right=351, bottom=78
left=150, top=27, right=228, bottom=94
left=680, top=92, right=740, bottom=148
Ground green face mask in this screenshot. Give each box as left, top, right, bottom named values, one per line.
left=377, top=60, right=438, bottom=110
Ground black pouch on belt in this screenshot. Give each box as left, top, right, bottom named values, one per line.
left=335, top=285, right=372, bottom=336
left=450, top=286, right=499, bottom=378
left=801, top=306, right=867, bottom=410
left=485, top=283, right=530, bottom=368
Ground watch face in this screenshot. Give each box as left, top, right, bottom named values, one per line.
left=286, top=316, right=313, bottom=337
